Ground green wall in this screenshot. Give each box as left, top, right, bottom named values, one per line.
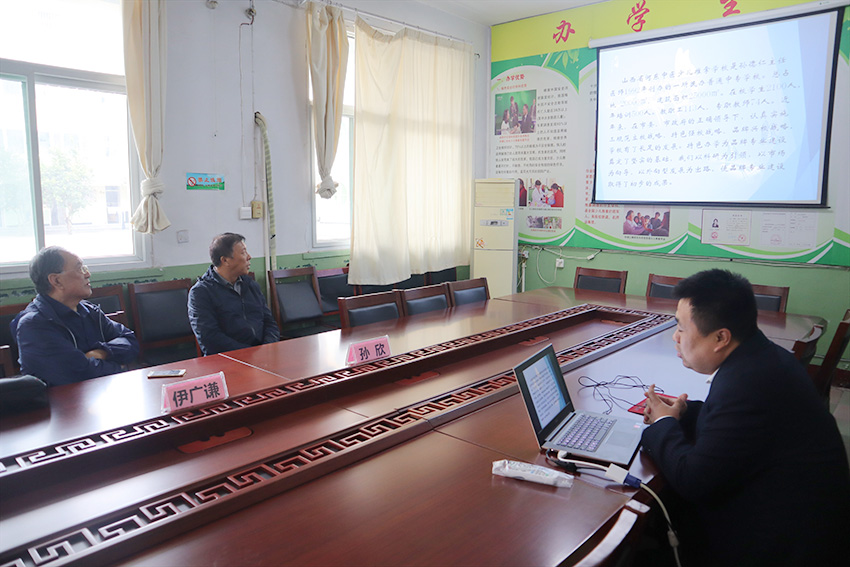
left=0, top=249, right=470, bottom=306
left=0, top=251, right=352, bottom=306
left=519, top=246, right=850, bottom=366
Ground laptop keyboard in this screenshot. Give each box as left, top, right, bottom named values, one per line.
left=556, top=414, right=615, bottom=452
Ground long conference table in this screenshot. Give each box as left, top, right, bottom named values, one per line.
left=0, top=288, right=824, bottom=566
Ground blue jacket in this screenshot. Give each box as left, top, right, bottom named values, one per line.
left=188, top=266, right=280, bottom=355
left=12, top=294, right=140, bottom=386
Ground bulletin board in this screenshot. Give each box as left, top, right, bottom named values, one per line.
left=489, top=0, right=850, bottom=266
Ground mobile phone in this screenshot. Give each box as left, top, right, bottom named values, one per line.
left=147, top=369, right=187, bottom=379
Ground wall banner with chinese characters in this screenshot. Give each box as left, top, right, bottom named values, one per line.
left=490, top=0, right=850, bottom=267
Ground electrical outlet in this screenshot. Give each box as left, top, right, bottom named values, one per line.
left=555, top=258, right=565, bottom=269
left=251, top=200, right=263, bottom=219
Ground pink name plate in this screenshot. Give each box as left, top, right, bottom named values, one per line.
left=161, top=371, right=229, bottom=413
left=346, top=335, right=392, bottom=366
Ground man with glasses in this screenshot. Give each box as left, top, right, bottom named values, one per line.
left=11, top=246, right=139, bottom=385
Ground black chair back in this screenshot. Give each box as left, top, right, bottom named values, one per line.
left=452, top=287, right=488, bottom=305
left=405, top=294, right=449, bottom=315
left=87, top=294, right=122, bottom=313
left=317, top=270, right=354, bottom=314
left=135, top=288, right=192, bottom=341
left=576, top=275, right=622, bottom=293
left=754, top=294, right=782, bottom=312
left=277, top=280, right=325, bottom=324
left=348, top=303, right=401, bottom=327
left=751, top=284, right=789, bottom=312
left=574, top=268, right=627, bottom=294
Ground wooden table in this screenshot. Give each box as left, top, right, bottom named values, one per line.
left=0, top=289, right=821, bottom=566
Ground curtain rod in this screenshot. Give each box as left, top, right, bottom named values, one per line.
left=292, top=0, right=474, bottom=46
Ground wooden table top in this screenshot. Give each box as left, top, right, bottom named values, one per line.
left=111, top=430, right=630, bottom=567
left=0, top=287, right=824, bottom=567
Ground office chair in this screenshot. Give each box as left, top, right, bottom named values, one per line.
left=0, top=301, right=32, bottom=377
left=316, top=267, right=354, bottom=317
left=750, top=284, right=789, bottom=312
left=268, top=267, right=334, bottom=338
left=574, top=268, right=628, bottom=294
left=792, top=324, right=824, bottom=369
left=810, top=310, right=850, bottom=401
left=128, top=279, right=200, bottom=366
left=339, top=290, right=404, bottom=328
left=447, top=278, right=490, bottom=306
left=645, top=274, right=683, bottom=299
left=400, top=284, right=451, bottom=316
left=87, top=284, right=130, bottom=327
left=573, top=501, right=649, bottom=567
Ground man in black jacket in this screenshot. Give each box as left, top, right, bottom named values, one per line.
left=188, top=233, right=279, bottom=355
left=641, top=269, right=849, bottom=566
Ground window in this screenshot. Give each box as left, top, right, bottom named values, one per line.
left=0, top=0, right=142, bottom=269
left=311, top=32, right=355, bottom=248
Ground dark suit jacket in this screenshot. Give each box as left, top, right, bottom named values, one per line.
left=641, top=331, right=850, bottom=566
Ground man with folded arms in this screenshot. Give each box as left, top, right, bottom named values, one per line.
left=12, top=247, right=139, bottom=386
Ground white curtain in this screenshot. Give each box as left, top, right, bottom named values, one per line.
left=350, top=18, right=473, bottom=285
left=307, top=2, right=349, bottom=199
left=122, top=0, right=170, bottom=233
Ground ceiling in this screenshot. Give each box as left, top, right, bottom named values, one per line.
left=414, top=0, right=607, bottom=27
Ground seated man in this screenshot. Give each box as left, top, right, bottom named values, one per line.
left=12, top=247, right=139, bottom=386
left=188, top=233, right=280, bottom=355
left=641, top=269, right=849, bottom=566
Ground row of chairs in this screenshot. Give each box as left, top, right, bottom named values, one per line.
left=1, top=266, right=461, bottom=376
left=267, top=266, right=459, bottom=337
left=574, top=268, right=790, bottom=313
left=338, top=278, right=490, bottom=328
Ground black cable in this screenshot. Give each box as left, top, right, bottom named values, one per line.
left=576, top=374, right=665, bottom=414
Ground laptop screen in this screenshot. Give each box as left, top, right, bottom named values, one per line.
left=514, top=345, right=576, bottom=445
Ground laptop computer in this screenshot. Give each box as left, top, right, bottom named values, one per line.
left=513, top=344, right=645, bottom=466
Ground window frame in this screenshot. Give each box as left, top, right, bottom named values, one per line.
left=0, top=57, right=147, bottom=277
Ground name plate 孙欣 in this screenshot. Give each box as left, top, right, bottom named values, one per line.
left=346, top=335, right=392, bottom=366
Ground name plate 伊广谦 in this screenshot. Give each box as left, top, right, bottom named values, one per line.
left=162, top=372, right=229, bottom=413
left=346, top=335, right=392, bottom=366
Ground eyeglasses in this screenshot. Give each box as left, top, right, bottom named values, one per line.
left=61, top=264, right=90, bottom=276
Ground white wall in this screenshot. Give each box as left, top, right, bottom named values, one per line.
left=150, top=0, right=490, bottom=269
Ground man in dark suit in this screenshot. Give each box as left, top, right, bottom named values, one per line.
left=641, top=269, right=849, bottom=566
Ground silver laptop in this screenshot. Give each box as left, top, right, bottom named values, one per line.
left=513, top=344, right=645, bottom=466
